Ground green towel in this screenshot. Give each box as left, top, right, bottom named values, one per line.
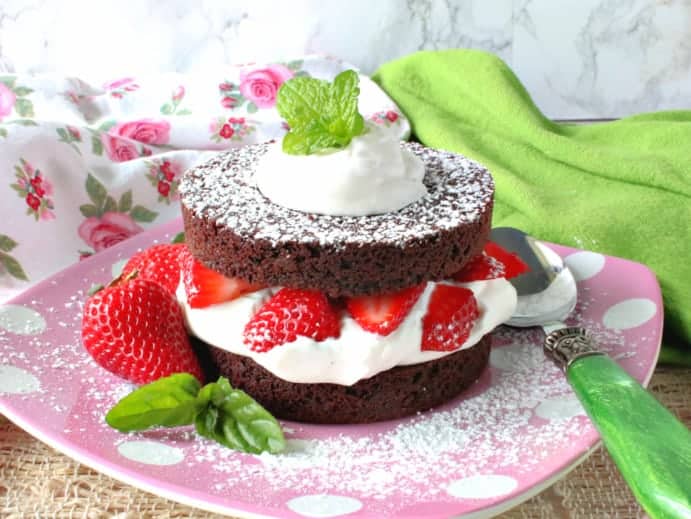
left=373, top=49, right=691, bottom=365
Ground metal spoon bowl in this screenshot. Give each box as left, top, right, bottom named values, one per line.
left=489, top=226, right=691, bottom=519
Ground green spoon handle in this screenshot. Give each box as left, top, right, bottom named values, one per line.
left=546, top=329, right=691, bottom=519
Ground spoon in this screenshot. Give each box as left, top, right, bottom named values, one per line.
left=490, top=227, right=691, bottom=519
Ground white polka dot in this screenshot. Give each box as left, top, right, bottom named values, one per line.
left=0, top=365, right=41, bottom=394
left=111, top=258, right=128, bottom=278
left=0, top=305, right=46, bottom=335
left=603, top=298, right=657, bottom=330
left=117, top=440, right=184, bottom=466
left=447, top=474, right=518, bottom=499
left=535, top=394, right=585, bottom=420
left=490, top=343, right=542, bottom=372
left=287, top=495, right=363, bottom=518
left=564, top=251, right=605, bottom=281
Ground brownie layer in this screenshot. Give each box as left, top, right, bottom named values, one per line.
left=180, top=142, right=494, bottom=297
left=206, top=335, right=491, bottom=424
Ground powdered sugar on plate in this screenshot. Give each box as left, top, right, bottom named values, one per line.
left=0, top=226, right=663, bottom=518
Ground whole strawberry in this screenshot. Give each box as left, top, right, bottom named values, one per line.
left=82, top=274, right=203, bottom=384
left=122, top=243, right=185, bottom=295
left=244, top=288, right=340, bottom=352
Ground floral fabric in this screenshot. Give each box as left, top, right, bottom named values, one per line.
left=0, top=56, right=409, bottom=301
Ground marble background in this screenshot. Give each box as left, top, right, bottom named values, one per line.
left=0, top=0, right=690, bottom=119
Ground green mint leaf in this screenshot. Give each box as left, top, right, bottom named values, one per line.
left=331, top=69, right=364, bottom=140
left=276, top=69, right=365, bottom=155
left=171, top=232, right=185, bottom=244
left=105, top=373, right=202, bottom=432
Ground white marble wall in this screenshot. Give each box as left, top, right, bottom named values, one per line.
left=0, top=0, right=689, bottom=119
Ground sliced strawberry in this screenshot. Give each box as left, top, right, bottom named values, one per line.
left=180, top=248, right=263, bottom=308
left=421, top=284, right=479, bottom=352
left=244, top=288, right=340, bottom=352
left=452, top=241, right=529, bottom=282
left=82, top=276, right=203, bottom=384
left=452, top=252, right=505, bottom=282
left=346, top=284, right=425, bottom=336
left=483, top=241, right=529, bottom=279
left=122, top=243, right=185, bottom=295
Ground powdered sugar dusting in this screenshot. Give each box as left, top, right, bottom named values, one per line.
left=179, top=142, right=494, bottom=247
left=0, top=230, right=663, bottom=518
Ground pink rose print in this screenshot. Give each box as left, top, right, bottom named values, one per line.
left=145, top=159, right=181, bottom=204
left=78, top=212, right=143, bottom=252
left=172, top=86, right=185, bottom=102
left=10, top=158, right=55, bottom=221
left=25, top=193, right=40, bottom=211
left=0, top=82, right=17, bottom=119
left=221, top=96, right=238, bottom=109
left=217, top=61, right=308, bottom=113
left=161, top=86, right=191, bottom=116
left=103, top=77, right=139, bottom=99
left=56, top=125, right=83, bottom=155
left=239, top=64, right=294, bottom=109
left=78, top=173, right=158, bottom=257
left=209, top=116, right=255, bottom=145
left=157, top=181, right=170, bottom=197
left=370, top=110, right=402, bottom=128
left=102, top=134, right=139, bottom=162
left=386, top=111, right=399, bottom=122
left=220, top=124, right=234, bottom=139
left=112, top=119, right=171, bottom=145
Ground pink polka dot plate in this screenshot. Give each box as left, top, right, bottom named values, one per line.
left=0, top=218, right=663, bottom=518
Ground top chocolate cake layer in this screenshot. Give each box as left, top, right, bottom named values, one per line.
left=180, top=142, right=494, bottom=296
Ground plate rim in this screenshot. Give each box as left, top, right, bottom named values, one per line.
left=0, top=220, right=664, bottom=518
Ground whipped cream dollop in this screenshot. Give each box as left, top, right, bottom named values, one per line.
left=254, top=122, right=427, bottom=216
left=178, top=278, right=517, bottom=386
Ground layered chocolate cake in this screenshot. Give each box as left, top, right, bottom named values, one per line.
left=174, top=71, right=519, bottom=424
left=181, top=142, right=492, bottom=297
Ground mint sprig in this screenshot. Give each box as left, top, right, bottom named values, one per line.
left=276, top=69, right=365, bottom=155
left=106, top=373, right=286, bottom=455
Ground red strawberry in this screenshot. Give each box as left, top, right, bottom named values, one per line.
left=483, top=241, right=529, bottom=279
left=81, top=275, right=203, bottom=384
left=452, top=252, right=505, bottom=282
left=181, top=248, right=263, bottom=308
left=421, top=284, right=479, bottom=352
left=122, top=243, right=185, bottom=295
left=346, top=284, right=425, bottom=336
left=244, top=288, right=340, bottom=352
left=452, top=241, right=529, bottom=282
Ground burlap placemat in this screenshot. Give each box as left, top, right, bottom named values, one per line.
left=2, top=366, right=689, bottom=518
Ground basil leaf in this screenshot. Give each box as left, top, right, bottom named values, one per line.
left=106, top=373, right=201, bottom=431
left=211, top=377, right=286, bottom=454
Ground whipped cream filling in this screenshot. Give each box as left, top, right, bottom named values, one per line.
left=177, top=278, right=517, bottom=386
left=253, top=122, right=427, bottom=216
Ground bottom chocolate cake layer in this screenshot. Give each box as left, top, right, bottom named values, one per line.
left=206, top=336, right=491, bottom=424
